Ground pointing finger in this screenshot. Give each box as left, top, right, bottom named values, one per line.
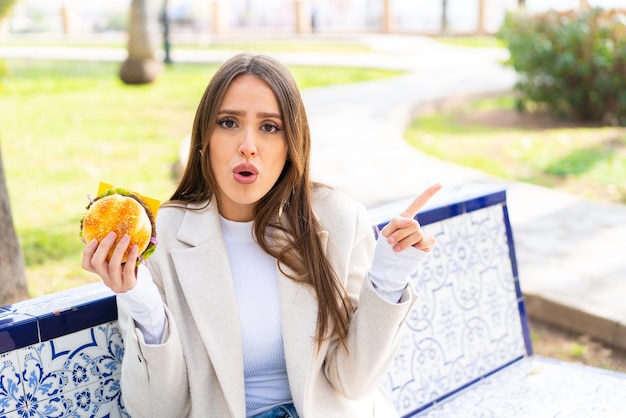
left=400, top=183, right=442, bottom=219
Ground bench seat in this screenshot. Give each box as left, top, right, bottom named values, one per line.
left=413, top=356, right=626, bottom=417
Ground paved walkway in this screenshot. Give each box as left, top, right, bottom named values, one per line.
left=3, top=34, right=625, bottom=350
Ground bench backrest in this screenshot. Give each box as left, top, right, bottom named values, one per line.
left=369, top=184, right=531, bottom=416
left=0, top=183, right=530, bottom=417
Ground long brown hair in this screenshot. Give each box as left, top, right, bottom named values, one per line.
left=170, top=53, right=353, bottom=350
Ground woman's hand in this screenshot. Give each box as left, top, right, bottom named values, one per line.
left=82, top=231, right=139, bottom=293
left=380, top=183, right=442, bottom=253
left=370, top=184, right=442, bottom=300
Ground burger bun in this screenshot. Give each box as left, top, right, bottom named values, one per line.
left=81, top=193, right=153, bottom=263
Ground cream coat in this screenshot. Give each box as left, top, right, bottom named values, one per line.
left=117, top=187, right=417, bottom=417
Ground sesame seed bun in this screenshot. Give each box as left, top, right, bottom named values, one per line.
left=81, top=189, right=156, bottom=264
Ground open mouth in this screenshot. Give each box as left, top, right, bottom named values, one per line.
left=233, top=163, right=259, bottom=184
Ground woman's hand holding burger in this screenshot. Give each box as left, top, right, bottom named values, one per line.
left=80, top=186, right=166, bottom=344
left=80, top=187, right=157, bottom=293
left=82, top=231, right=141, bottom=293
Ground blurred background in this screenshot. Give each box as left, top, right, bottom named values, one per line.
left=2, top=0, right=624, bottom=40
left=2, top=0, right=626, bottom=372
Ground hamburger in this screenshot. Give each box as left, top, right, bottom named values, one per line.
left=80, top=187, right=157, bottom=264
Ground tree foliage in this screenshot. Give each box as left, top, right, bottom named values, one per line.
left=498, top=8, right=626, bottom=125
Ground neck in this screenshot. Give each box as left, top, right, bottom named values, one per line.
left=217, top=200, right=255, bottom=222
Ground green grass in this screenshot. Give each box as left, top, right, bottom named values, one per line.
left=432, top=36, right=505, bottom=48
left=569, top=342, right=588, bottom=359
left=1, top=38, right=374, bottom=53
left=0, top=58, right=404, bottom=297
left=405, top=94, right=626, bottom=203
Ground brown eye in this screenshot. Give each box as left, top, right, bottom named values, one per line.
left=217, top=118, right=237, bottom=129
left=261, top=123, right=280, bottom=133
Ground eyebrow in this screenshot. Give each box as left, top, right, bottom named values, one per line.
left=218, top=109, right=282, bottom=119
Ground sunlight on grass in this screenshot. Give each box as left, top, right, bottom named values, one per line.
left=1, top=38, right=374, bottom=53
left=405, top=95, right=626, bottom=203
left=0, top=58, right=403, bottom=297
left=467, top=94, right=516, bottom=111
left=433, top=36, right=505, bottom=48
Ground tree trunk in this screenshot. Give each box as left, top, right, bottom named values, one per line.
left=119, top=0, right=162, bottom=85
left=382, top=0, right=394, bottom=33
left=441, top=0, right=448, bottom=34
left=294, top=0, right=312, bottom=34
left=60, top=0, right=72, bottom=37
left=477, top=0, right=485, bottom=35
left=0, top=143, right=29, bottom=306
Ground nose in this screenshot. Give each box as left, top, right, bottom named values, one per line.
left=238, top=127, right=257, bottom=157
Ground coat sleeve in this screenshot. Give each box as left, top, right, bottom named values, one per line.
left=116, top=257, right=191, bottom=417
left=322, top=201, right=418, bottom=400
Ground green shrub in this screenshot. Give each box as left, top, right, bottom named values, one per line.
left=497, top=8, right=626, bottom=126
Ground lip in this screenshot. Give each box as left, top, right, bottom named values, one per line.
left=232, top=162, right=259, bottom=185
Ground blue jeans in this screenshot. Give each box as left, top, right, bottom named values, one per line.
left=250, top=403, right=299, bottom=418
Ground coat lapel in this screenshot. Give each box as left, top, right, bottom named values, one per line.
left=168, top=200, right=331, bottom=415
left=170, top=201, right=245, bottom=417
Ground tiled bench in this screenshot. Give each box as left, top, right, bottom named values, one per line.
left=0, top=284, right=122, bottom=417
left=370, top=183, right=626, bottom=417
left=2, top=182, right=626, bottom=417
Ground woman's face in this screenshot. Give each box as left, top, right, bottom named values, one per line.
left=209, top=74, right=289, bottom=222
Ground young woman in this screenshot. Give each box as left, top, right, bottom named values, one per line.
left=82, top=53, right=440, bottom=418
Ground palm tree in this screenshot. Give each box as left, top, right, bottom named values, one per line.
left=119, top=0, right=162, bottom=84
